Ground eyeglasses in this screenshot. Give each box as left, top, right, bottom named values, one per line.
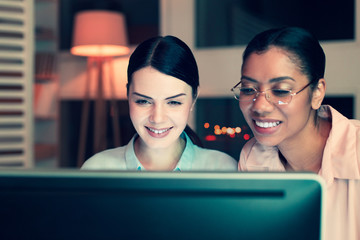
left=231, top=81, right=311, bottom=105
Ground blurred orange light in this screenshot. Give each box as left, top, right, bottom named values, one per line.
left=204, top=122, right=210, bottom=129
left=221, top=127, right=227, bottom=133
left=214, top=125, right=220, bottom=130
left=227, top=128, right=235, bottom=135
left=235, top=127, right=241, bottom=133
left=214, top=129, right=222, bottom=135
left=71, top=45, right=129, bottom=57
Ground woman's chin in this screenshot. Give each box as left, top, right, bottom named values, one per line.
left=254, top=135, right=280, bottom=147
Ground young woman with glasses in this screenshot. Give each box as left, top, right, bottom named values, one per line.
left=233, top=26, right=360, bottom=240
left=81, top=35, right=237, bottom=171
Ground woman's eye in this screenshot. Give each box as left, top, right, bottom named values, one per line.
left=240, top=87, right=256, bottom=95
left=272, top=89, right=291, bottom=97
left=135, top=99, right=151, bottom=105
left=168, top=100, right=182, bottom=106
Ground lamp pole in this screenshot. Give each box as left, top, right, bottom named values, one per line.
left=71, top=10, right=130, bottom=167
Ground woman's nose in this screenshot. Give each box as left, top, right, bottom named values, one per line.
left=251, top=91, right=274, bottom=114
left=149, top=104, right=166, bottom=123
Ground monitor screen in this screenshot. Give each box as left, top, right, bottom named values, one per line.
left=0, top=170, right=324, bottom=240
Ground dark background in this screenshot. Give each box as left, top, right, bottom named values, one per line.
left=196, top=0, right=355, bottom=48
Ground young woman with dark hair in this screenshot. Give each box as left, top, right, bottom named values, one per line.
left=126, top=35, right=203, bottom=147
left=82, top=35, right=236, bottom=171
left=233, top=27, right=360, bottom=240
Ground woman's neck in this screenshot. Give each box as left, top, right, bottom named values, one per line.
left=134, top=137, right=186, bottom=171
left=278, top=116, right=331, bottom=173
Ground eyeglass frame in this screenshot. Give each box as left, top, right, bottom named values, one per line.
left=230, top=80, right=312, bottom=105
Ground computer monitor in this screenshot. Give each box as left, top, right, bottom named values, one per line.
left=0, top=170, right=324, bottom=240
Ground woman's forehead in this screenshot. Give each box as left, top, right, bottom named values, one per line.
left=241, top=51, right=310, bottom=87
left=130, top=67, right=192, bottom=96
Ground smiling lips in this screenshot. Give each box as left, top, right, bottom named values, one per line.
left=255, top=120, right=281, bottom=128
left=145, top=126, right=173, bottom=137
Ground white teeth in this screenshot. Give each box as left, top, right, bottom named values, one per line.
left=147, top=127, right=170, bottom=134
left=255, top=121, right=280, bottom=128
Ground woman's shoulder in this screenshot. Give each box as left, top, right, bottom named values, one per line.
left=191, top=145, right=238, bottom=170
left=193, top=145, right=234, bottom=160
left=240, top=138, right=258, bottom=156
left=81, top=146, right=127, bottom=170
left=239, top=138, right=282, bottom=171
left=349, top=119, right=360, bottom=129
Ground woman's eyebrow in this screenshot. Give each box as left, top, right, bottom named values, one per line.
left=241, top=75, right=295, bottom=83
left=241, top=76, right=257, bottom=82
left=165, top=93, right=186, bottom=100
left=132, top=92, right=152, bottom=99
left=269, top=76, right=295, bottom=82
left=132, top=92, right=186, bottom=100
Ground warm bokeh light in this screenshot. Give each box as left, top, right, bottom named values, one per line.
left=206, top=122, right=251, bottom=139
left=205, top=135, right=216, bottom=141
left=214, top=129, right=222, bottom=135
left=243, top=134, right=250, bottom=140
left=226, top=128, right=235, bottom=135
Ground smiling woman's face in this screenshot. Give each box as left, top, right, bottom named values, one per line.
left=128, top=66, right=194, bottom=150
left=240, top=47, right=315, bottom=147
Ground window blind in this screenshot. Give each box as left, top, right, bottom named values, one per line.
left=0, top=0, right=34, bottom=167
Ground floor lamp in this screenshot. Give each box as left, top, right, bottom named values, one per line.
left=70, top=10, right=130, bottom=167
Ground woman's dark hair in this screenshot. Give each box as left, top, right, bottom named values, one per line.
left=242, top=27, right=326, bottom=89
left=127, top=35, right=203, bottom=147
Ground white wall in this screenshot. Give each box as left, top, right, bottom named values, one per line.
left=59, top=0, right=360, bottom=119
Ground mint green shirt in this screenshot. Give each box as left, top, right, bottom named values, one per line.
left=81, top=132, right=237, bottom=171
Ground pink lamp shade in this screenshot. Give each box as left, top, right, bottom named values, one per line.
left=71, top=10, right=130, bottom=57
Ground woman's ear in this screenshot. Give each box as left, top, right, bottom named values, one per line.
left=311, top=78, right=326, bottom=110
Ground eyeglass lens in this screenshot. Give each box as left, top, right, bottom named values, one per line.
left=233, top=88, right=292, bottom=105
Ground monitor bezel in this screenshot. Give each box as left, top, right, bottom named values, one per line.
left=0, top=170, right=325, bottom=240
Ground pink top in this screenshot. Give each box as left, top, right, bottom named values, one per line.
left=239, top=105, right=360, bottom=240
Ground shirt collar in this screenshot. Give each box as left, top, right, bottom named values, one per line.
left=124, top=135, right=141, bottom=170
left=173, top=132, right=194, bottom=171
left=125, top=132, right=193, bottom=171
left=318, top=105, right=360, bottom=186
